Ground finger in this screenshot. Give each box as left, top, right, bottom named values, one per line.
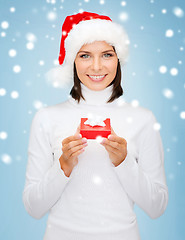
left=71, top=147, right=85, bottom=158
left=63, top=143, right=85, bottom=159
left=102, top=139, right=121, bottom=151
left=103, top=143, right=120, bottom=156
left=108, top=134, right=126, bottom=145
left=67, top=138, right=87, bottom=152
left=63, top=138, right=87, bottom=152
left=68, top=144, right=86, bottom=159
left=62, top=133, right=82, bottom=145
left=67, top=144, right=86, bottom=158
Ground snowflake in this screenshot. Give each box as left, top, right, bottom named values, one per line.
left=173, top=7, right=184, bottom=18
left=1, top=21, right=9, bottom=29
left=9, top=49, right=17, bottom=57
left=165, top=29, right=174, bottom=38
left=13, top=65, right=21, bottom=73
left=11, top=91, right=19, bottom=99
left=159, top=65, right=167, bottom=74
left=170, top=68, right=178, bottom=76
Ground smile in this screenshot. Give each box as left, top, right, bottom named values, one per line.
left=87, top=74, right=107, bottom=82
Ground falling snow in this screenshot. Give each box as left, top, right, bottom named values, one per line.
left=13, top=65, right=21, bottom=73
left=165, top=29, right=174, bottom=37
left=92, top=175, right=103, bottom=185
left=180, top=111, right=185, bottom=119
left=121, top=1, right=127, bottom=7
left=153, top=122, right=161, bottom=131
left=96, top=136, right=104, bottom=143
left=9, top=49, right=17, bottom=57
left=1, top=154, right=12, bottom=164
left=162, top=9, right=167, bottom=14
left=26, top=33, right=37, bottom=42
left=170, top=68, right=178, bottom=76
left=26, top=42, right=34, bottom=50
left=11, top=91, right=19, bottom=99
left=46, top=0, right=56, bottom=4
left=119, top=12, right=129, bottom=22
left=159, top=65, right=167, bottom=74
left=10, top=7, right=16, bottom=13
left=126, top=117, right=133, bottom=123
left=0, top=1, right=184, bottom=232
left=39, top=60, right=45, bottom=66
left=131, top=100, right=139, bottom=107
left=1, top=32, right=6, bottom=37
left=1, top=21, right=9, bottom=29
left=33, top=100, right=44, bottom=109
left=0, top=131, right=8, bottom=140
left=99, top=0, right=105, bottom=5
left=0, top=88, right=6, bottom=96
left=163, top=88, right=174, bottom=99
left=47, top=11, right=57, bottom=21
left=173, top=7, right=184, bottom=18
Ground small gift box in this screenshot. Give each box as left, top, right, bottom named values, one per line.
left=80, top=115, right=111, bottom=139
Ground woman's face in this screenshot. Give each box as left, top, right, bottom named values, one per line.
left=74, top=41, right=118, bottom=91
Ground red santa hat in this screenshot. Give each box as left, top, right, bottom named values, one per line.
left=46, top=11, right=130, bottom=88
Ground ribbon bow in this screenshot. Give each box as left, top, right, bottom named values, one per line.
left=84, top=115, right=106, bottom=127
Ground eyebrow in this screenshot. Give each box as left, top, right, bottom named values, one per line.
left=77, top=49, right=115, bottom=54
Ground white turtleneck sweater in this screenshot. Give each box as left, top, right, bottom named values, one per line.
left=23, top=83, right=168, bottom=240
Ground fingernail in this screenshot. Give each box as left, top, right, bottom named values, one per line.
left=108, top=135, right=112, bottom=140
left=77, top=134, right=82, bottom=139
left=82, top=138, right=87, bottom=143
left=100, top=138, right=105, bottom=144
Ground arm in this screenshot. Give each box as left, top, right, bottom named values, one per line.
left=22, top=108, right=70, bottom=219
left=114, top=112, right=168, bottom=219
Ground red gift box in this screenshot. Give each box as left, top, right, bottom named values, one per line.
left=80, top=118, right=111, bottom=139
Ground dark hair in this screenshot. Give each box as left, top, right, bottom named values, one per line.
left=70, top=51, right=123, bottom=104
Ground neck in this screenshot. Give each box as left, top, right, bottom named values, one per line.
left=78, top=82, right=114, bottom=106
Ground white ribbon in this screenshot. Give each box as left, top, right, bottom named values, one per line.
left=84, top=115, right=106, bottom=127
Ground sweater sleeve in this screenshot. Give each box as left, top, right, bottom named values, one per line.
left=114, top=112, right=168, bottom=219
left=22, top=108, right=70, bottom=219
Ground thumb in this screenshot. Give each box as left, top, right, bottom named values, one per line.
left=75, top=124, right=81, bottom=136
left=111, top=126, right=117, bottom=136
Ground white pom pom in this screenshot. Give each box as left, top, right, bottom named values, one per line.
left=45, top=64, right=73, bottom=88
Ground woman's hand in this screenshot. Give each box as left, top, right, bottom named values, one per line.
left=59, top=126, right=87, bottom=177
left=100, top=127, right=127, bottom=167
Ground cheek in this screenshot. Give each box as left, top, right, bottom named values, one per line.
left=106, top=61, right=118, bottom=75
left=75, top=61, right=89, bottom=74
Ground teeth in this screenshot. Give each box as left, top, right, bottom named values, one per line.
left=89, top=75, right=105, bottom=80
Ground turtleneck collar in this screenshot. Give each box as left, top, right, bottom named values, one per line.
left=68, top=82, right=116, bottom=106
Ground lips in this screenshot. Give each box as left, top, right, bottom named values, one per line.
left=87, top=74, right=107, bottom=82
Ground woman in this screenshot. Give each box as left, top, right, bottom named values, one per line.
left=23, top=12, right=168, bottom=240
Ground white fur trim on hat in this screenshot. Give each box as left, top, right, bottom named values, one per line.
left=46, top=19, right=130, bottom=88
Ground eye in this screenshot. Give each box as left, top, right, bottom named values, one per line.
left=103, top=53, right=113, bottom=58
left=80, top=54, right=90, bottom=59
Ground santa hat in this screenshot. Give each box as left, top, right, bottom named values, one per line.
left=46, top=11, right=130, bottom=88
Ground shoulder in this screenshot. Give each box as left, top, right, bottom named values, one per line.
left=120, top=102, right=161, bottom=144
left=33, top=100, right=69, bottom=118
left=31, top=101, right=69, bottom=126
left=119, top=101, right=156, bottom=124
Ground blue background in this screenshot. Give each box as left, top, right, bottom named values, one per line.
left=0, top=0, right=185, bottom=239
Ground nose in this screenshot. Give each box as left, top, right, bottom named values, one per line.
left=91, top=56, right=102, bottom=72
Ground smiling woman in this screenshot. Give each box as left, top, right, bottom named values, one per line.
left=23, top=11, right=168, bottom=240
left=70, top=43, right=123, bottom=103
left=74, top=41, right=118, bottom=91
